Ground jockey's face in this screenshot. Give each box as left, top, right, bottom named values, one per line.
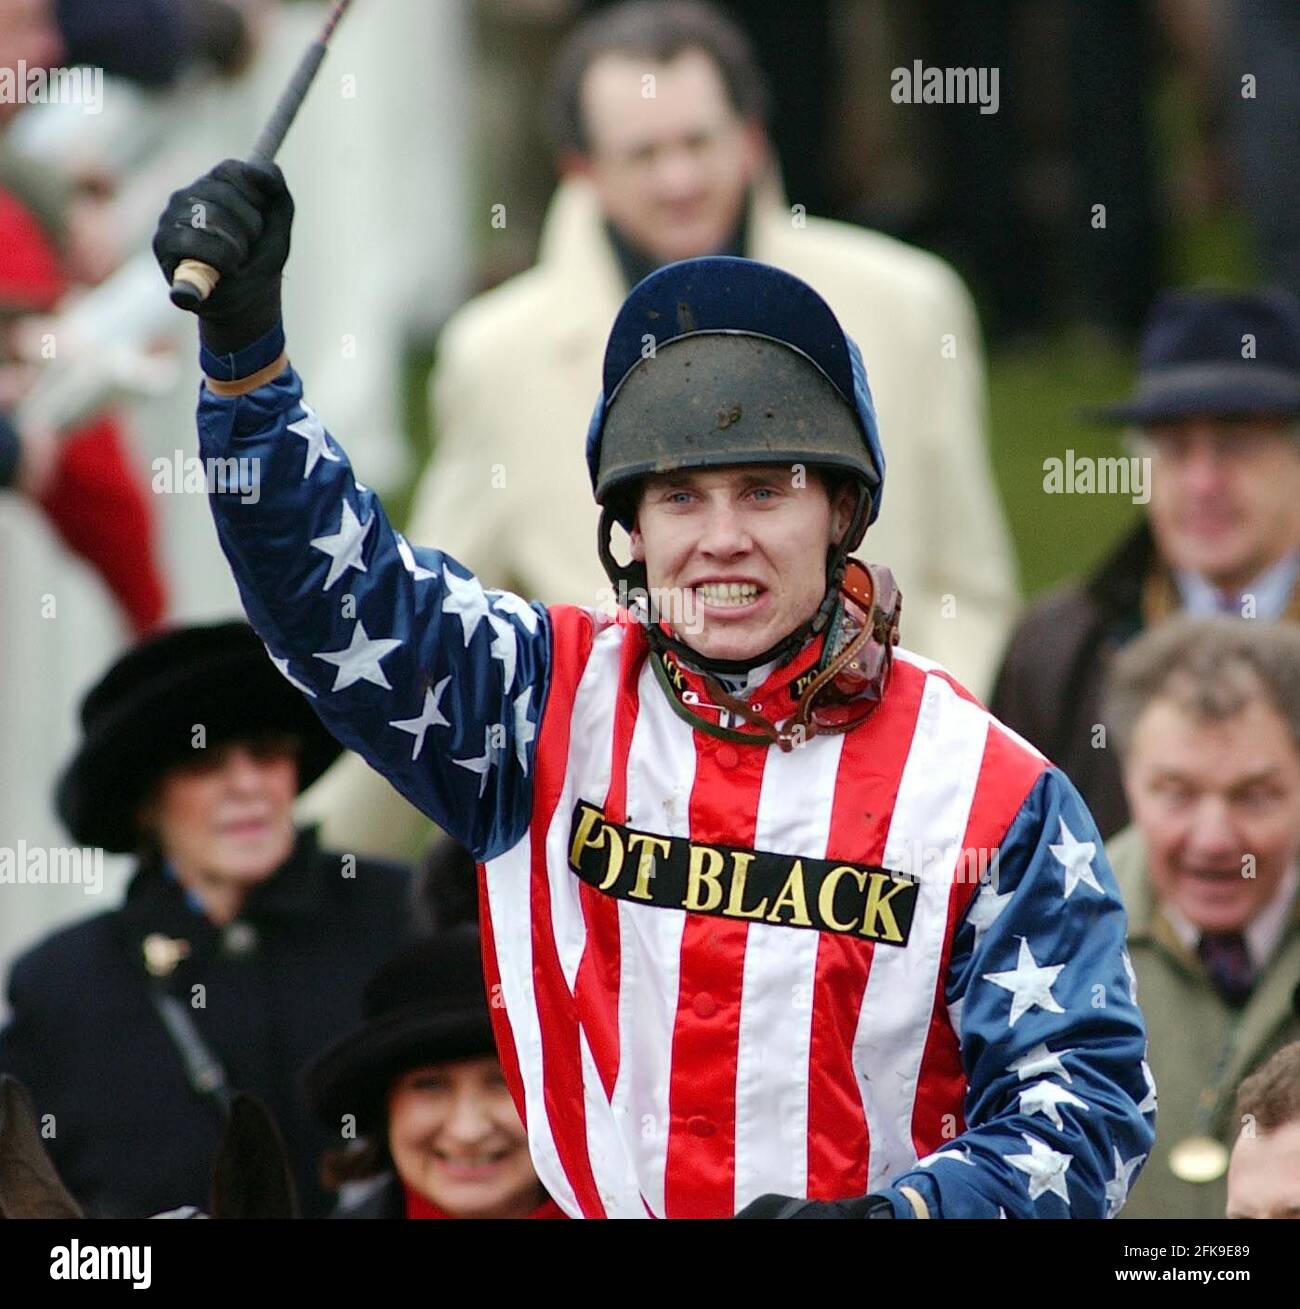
left=569, top=47, right=766, bottom=265
left=630, top=464, right=855, bottom=664
left=386, top=1057, right=543, bottom=1220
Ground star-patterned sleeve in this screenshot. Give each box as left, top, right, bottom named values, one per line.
left=196, top=330, right=549, bottom=861
left=877, top=767, right=1156, bottom=1219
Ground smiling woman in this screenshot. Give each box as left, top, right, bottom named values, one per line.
left=134, top=734, right=301, bottom=927
left=304, top=924, right=565, bottom=1221
left=386, top=1057, right=541, bottom=1220
left=0, top=622, right=413, bottom=1217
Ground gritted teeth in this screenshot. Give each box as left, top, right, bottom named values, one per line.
left=697, top=581, right=759, bottom=606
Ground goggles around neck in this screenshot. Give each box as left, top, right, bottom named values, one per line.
left=646, top=560, right=902, bottom=751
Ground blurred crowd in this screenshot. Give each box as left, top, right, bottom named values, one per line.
left=1, top=0, right=1300, bottom=1221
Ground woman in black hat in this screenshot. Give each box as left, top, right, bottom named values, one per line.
left=0, top=621, right=413, bottom=1217
left=306, top=921, right=563, bottom=1220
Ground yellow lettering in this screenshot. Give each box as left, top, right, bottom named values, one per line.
left=860, top=872, right=911, bottom=943
left=766, top=860, right=813, bottom=926
left=685, top=845, right=726, bottom=912
left=599, top=827, right=626, bottom=892
left=663, top=655, right=686, bottom=691
left=626, top=832, right=671, bottom=901
left=569, top=804, right=603, bottom=869
left=819, top=865, right=867, bottom=932
left=725, top=851, right=769, bottom=920
left=569, top=803, right=625, bottom=892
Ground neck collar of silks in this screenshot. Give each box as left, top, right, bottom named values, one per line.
left=587, top=257, right=891, bottom=747
left=620, top=556, right=902, bottom=752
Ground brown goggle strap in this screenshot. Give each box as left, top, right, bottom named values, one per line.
left=658, top=563, right=900, bottom=752
left=698, top=618, right=878, bottom=753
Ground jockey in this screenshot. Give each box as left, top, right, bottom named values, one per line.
left=152, top=159, right=1155, bottom=1218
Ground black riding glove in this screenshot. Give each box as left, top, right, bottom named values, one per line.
left=152, top=158, right=294, bottom=355
left=734, top=1192, right=895, bottom=1219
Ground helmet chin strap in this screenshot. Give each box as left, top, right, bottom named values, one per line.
left=644, top=556, right=902, bottom=751
left=596, top=484, right=873, bottom=679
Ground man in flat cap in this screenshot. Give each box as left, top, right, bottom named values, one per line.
left=994, top=288, right=1300, bottom=839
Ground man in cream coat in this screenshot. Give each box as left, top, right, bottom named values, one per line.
left=301, top=1, right=1017, bottom=858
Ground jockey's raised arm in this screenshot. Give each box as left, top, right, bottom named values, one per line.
left=154, top=159, right=1155, bottom=1221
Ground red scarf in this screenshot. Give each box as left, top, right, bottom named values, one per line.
left=401, top=1180, right=567, bottom=1220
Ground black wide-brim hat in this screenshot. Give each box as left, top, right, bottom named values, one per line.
left=56, top=620, right=342, bottom=853
left=1088, top=288, right=1300, bottom=425
left=302, top=927, right=497, bottom=1136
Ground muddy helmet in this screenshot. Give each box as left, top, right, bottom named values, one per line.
left=586, top=257, right=886, bottom=672
left=586, top=255, right=884, bottom=540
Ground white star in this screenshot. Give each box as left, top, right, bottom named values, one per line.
left=1049, top=818, right=1104, bottom=898
left=396, top=534, right=439, bottom=582
left=388, top=676, right=451, bottom=760
left=453, top=725, right=503, bottom=798
left=1018, top=1080, right=1090, bottom=1131
left=947, top=995, right=965, bottom=1034
left=487, top=589, right=540, bottom=634
left=512, top=687, right=536, bottom=774
left=442, top=568, right=490, bottom=645
left=266, top=650, right=315, bottom=698
left=1103, top=1147, right=1146, bottom=1218
left=313, top=621, right=402, bottom=692
left=1007, top=1133, right=1072, bottom=1206
left=983, top=938, right=1066, bottom=1026
left=966, top=864, right=1012, bottom=945
left=1138, top=1059, right=1158, bottom=1116
left=1010, top=1043, right=1075, bottom=1084
left=309, top=498, right=373, bottom=590
left=918, top=1145, right=975, bottom=1168
left=488, top=613, right=518, bottom=690
left=288, top=401, right=340, bottom=478
left=1121, top=948, right=1139, bottom=1003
